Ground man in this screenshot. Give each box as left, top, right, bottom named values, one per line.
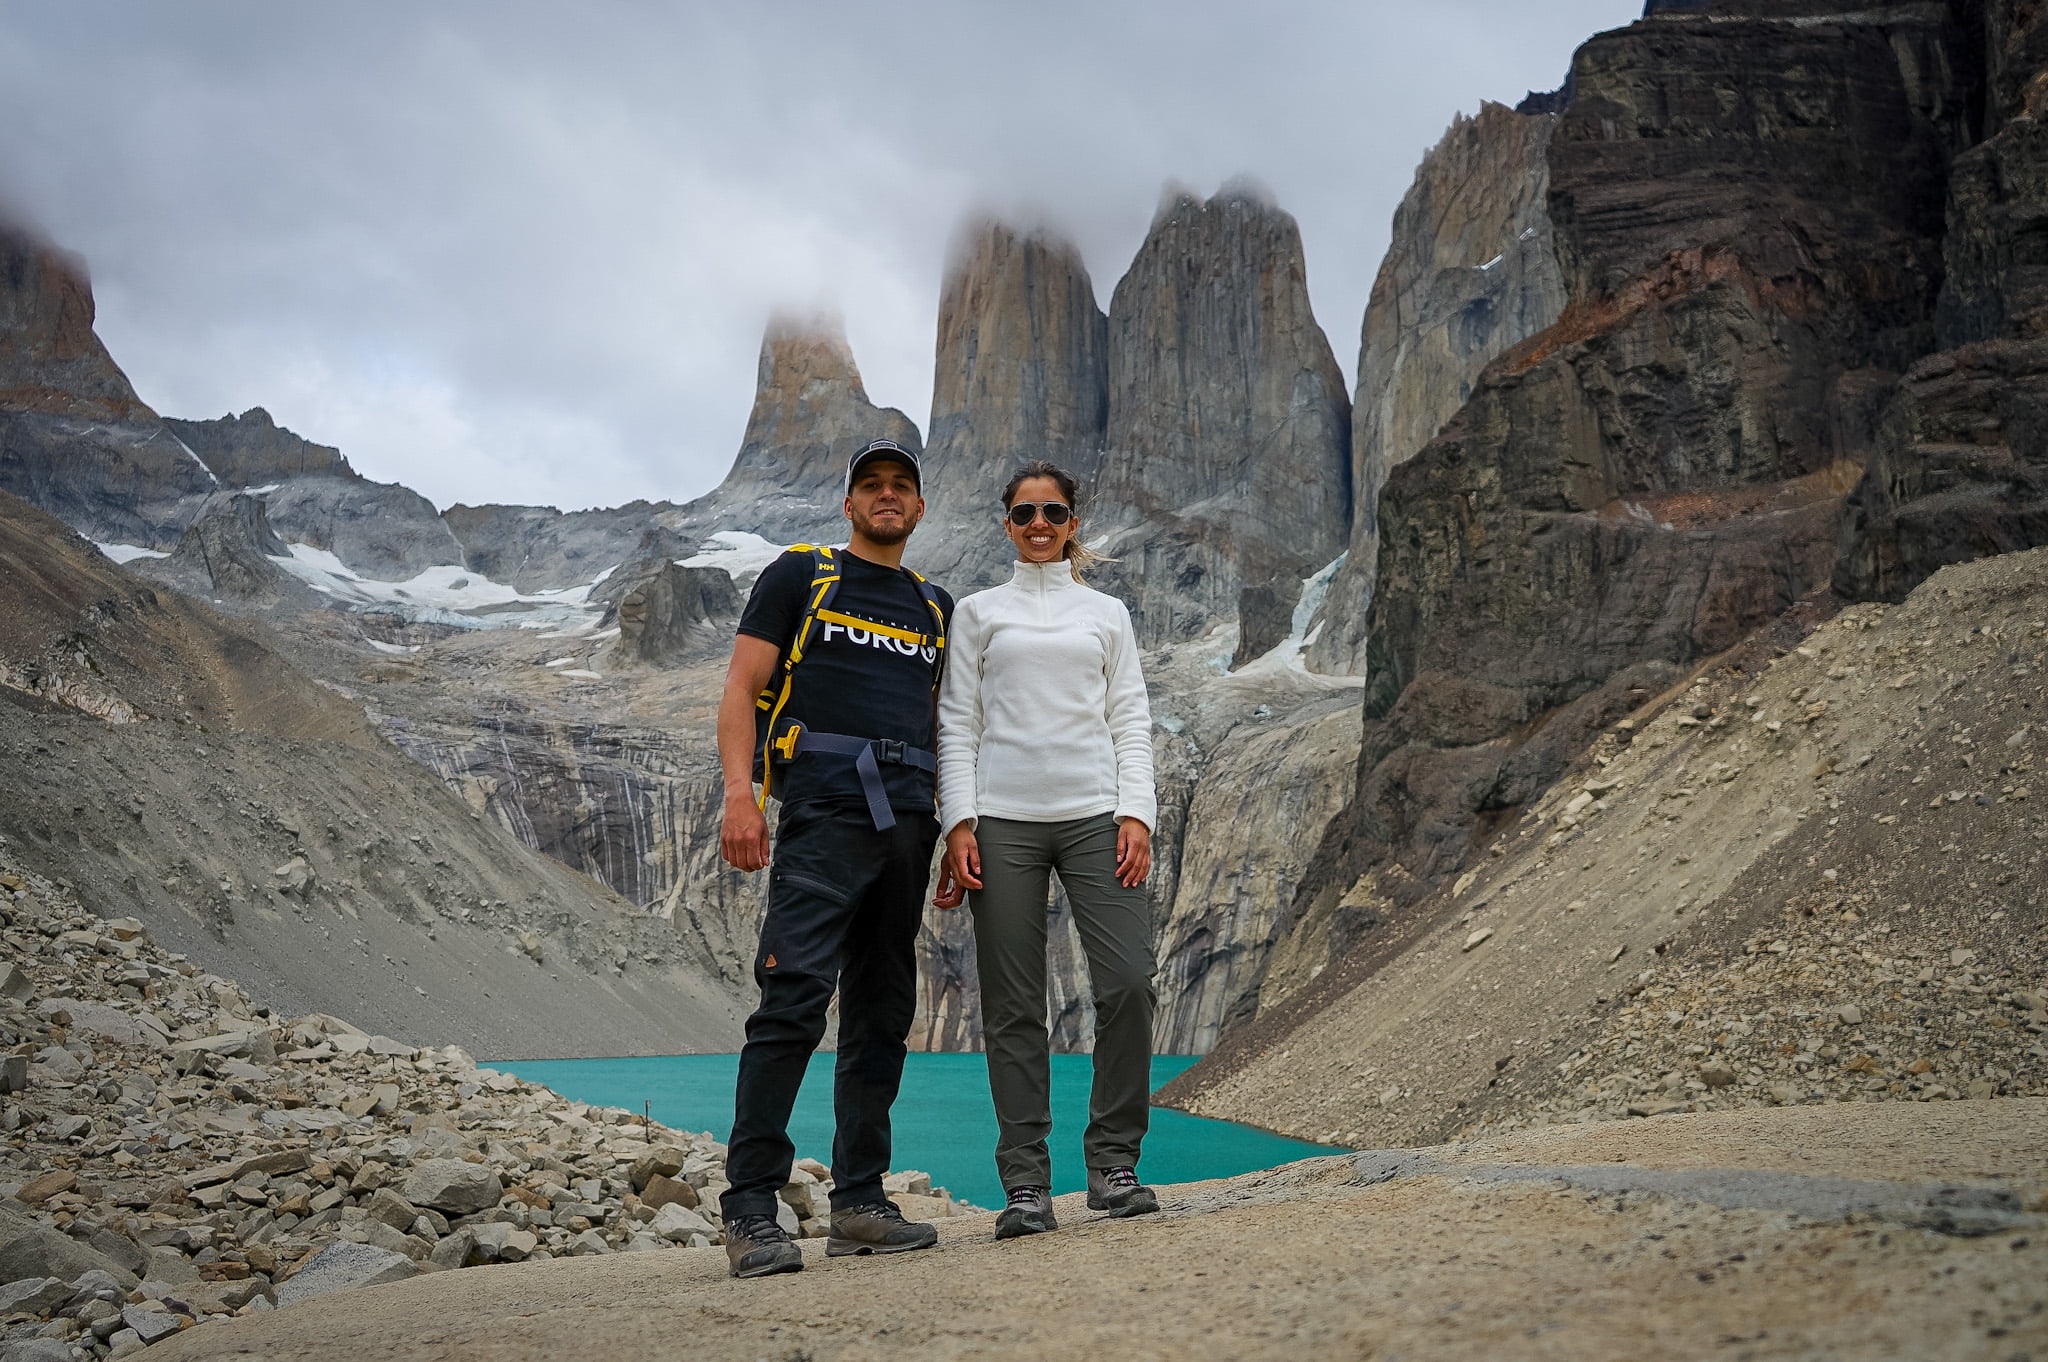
left=715, top=437, right=954, bottom=1278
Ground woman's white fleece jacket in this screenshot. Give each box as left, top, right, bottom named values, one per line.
left=937, top=558, right=1156, bottom=836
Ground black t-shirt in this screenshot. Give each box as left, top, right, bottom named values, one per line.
left=738, top=548, right=954, bottom=812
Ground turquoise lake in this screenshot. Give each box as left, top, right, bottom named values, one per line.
left=496, top=1052, right=1339, bottom=1210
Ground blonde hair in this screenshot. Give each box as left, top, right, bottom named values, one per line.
left=1001, top=460, right=1113, bottom=579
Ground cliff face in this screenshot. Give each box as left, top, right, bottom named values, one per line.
left=1274, top=0, right=1985, bottom=1006
left=0, top=217, right=216, bottom=545
left=164, top=407, right=356, bottom=486
left=0, top=220, right=154, bottom=423
left=1835, top=0, right=2048, bottom=598
left=262, top=476, right=467, bottom=579
left=1093, top=183, right=1352, bottom=646
left=1309, top=103, right=1568, bottom=673
left=916, top=220, right=1108, bottom=591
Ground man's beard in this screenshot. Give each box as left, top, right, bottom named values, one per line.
left=852, top=507, right=917, bottom=545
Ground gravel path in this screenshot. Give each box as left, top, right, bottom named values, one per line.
left=145, top=1101, right=2046, bottom=1362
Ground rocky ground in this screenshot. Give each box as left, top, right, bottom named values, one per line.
left=0, top=868, right=974, bottom=1362
left=112, top=1101, right=2048, bottom=1362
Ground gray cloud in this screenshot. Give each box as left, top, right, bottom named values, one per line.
left=0, top=0, right=1640, bottom=512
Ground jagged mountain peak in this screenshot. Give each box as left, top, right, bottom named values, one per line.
left=165, top=406, right=358, bottom=487
left=756, top=308, right=871, bottom=403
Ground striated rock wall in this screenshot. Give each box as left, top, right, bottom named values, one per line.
left=374, top=699, right=984, bottom=1054
left=1310, top=103, right=1568, bottom=673
left=916, top=219, right=1108, bottom=593
left=1092, top=182, right=1351, bottom=646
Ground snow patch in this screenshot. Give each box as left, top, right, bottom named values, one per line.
left=270, top=543, right=610, bottom=631
left=1232, top=554, right=1365, bottom=689
left=557, top=669, right=604, bottom=681
left=366, top=640, right=420, bottom=655
left=240, top=483, right=281, bottom=496
left=682, top=531, right=790, bottom=580
left=95, top=543, right=168, bottom=565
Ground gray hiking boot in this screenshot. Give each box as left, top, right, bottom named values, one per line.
left=993, top=1185, right=1058, bottom=1240
left=1086, top=1166, right=1159, bottom=1218
left=826, top=1200, right=938, bottom=1257
left=724, top=1213, right=804, bottom=1278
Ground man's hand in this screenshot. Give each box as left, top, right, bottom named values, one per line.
left=941, top=824, right=983, bottom=903
left=1115, top=817, right=1152, bottom=888
left=721, top=792, right=771, bottom=872
left=932, top=861, right=964, bottom=910
left=716, top=633, right=782, bottom=873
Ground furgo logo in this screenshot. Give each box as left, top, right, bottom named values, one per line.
left=821, top=619, right=938, bottom=664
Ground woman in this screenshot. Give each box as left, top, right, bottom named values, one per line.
left=933, top=460, right=1159, bottom=1239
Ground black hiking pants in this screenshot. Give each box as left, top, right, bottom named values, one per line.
left=721, top=798, right=938, bottom=1221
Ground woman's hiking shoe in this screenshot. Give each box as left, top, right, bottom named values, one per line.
left=725, top=1214, right=804, bottom=1278
left=826, top=1200, right=939, bottom=1257
left=993, top=1185, right=1057, bottom=1239
left=1086, top=1166, right=1159, bottom=1218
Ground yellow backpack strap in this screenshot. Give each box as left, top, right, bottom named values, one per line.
left=756, top=546, right=841, bottom=809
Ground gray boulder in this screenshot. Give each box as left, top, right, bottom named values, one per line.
left=56, top=1001, right=150, bottom=1049
left=361, top=1188, right=422, bottom=1233
left=64, top=1269, right=127, bottom=1307
left=0, top=1205, right=137, bottom=1290
left=400, top=1159, right=500, bottom=1216
left=0, top=1276, right=68, bottom=1315
left=118, top=1305, right=182, bottom=1344
left=0, top=1339, right=77, bottom=1362
left=274, top=1242, right=417, bottom=1307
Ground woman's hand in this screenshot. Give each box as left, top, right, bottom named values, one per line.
left=1115, top=817, right=1152, bottom=888
left=940, top=824, right=983, bottom=906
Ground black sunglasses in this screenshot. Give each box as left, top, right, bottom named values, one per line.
left=1005, top=501, right=1074, bottom=528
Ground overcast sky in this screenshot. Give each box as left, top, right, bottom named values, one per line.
left=0, top=1, right=1641, bottom=513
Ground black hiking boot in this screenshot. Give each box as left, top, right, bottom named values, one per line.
left=1086, top=1166, right=1159, bottom=1218
left=826, top=1200, right=938, bottom=1257
left=994, top=1185, right=1057, bottom=1240
left=724, top=1213, right=803, bottom=1278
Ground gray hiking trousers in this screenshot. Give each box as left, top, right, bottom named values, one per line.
left=969, top=813, right=1157, bottom=1190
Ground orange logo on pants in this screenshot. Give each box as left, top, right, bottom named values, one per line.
left=764, top=954, right=777, bottom=969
